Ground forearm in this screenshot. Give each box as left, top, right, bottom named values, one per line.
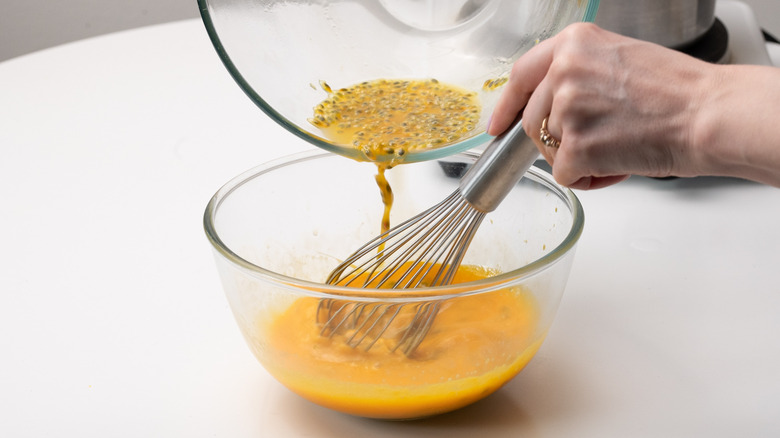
left=488, top=24, right=780, bottom=190
left=692, top=64, right=780, bottom=187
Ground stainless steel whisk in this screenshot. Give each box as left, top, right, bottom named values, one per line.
left=318, top=118, right=540, bottom=355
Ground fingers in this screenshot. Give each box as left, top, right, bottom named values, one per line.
left=488, top=33, right=563, bottom=174
left=552, top=140, right=630, bottom=189
left=488, top=24, right=635, bottom=191
left=566, top=175, right=630, bottom=190
left=523, top=74, right=556, bottom=162
left=487, top=37, right=557, bottom=137
left=488, top=24, right=634, bottom=191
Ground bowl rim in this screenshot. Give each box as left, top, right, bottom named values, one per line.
left=203, top=149, right=584, bottom=301
left=196, top=0, right=601, bottom=164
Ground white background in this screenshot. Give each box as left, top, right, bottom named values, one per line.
left=1, top=1, right=779, bottom=436
left=1, top=0, right=779, bottom=62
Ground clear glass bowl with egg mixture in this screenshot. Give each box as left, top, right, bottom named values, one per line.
left=198, top=0, right=600, bottom=163
left=204, top=150, right=584, bottom=419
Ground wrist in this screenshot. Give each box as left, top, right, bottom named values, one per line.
left=691, top=64, right=780, bottom=186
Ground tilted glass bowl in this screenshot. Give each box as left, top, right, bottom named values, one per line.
left=204, top=149, right=584, bottom=419
left=198, top=0, right=600, bottom=163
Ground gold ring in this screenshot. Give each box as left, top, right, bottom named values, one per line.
left=540, top=116, right=561, bottom=148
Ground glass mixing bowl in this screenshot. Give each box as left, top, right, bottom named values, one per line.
left=198, top=0, right=600, bottom=163
left=204, top=150, right=584, bottom=419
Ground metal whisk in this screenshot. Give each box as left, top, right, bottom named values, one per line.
left=318, top=118, right=539, bottom=355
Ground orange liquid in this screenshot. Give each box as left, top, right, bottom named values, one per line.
left=310, top=78, right=482, bottom=234
left=260, top=265, right=543, bottom=419
left=276, top=80, right=526, bottom=418
left=374, top=164, right=393, bottom=234
left=309, top=78, right=481, bottom=161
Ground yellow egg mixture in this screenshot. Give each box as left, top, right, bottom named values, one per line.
left=308, top=77, right=488, bottom=233
left=261, top=265, right=544, bottom=419
left=309, top=78, right=481, bottom=160
left=256, top=77, right=536, bottom=419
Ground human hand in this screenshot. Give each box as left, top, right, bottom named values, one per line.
left=488, top=23, right=713, bottom=189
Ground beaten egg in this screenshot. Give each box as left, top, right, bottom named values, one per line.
left=259, top=264, right=545, bottom=419
left=309, top=77, right=487, bottom=234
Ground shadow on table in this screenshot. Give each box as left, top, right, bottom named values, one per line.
left=268, top=352, right=594, bottom=438
left=532, top=158, right=762, bottom=193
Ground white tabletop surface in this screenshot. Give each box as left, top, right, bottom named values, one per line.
left=2, top=18, right=780, bottom=438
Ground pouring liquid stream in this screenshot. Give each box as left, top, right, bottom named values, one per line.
left=309, top=77, right=491, bottom=236
left=375, top=165, right=393, bottom=236
left=247, top=75, right=547, bottom=419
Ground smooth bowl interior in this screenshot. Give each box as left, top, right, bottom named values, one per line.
left=198, top=0, right=600, bottom=163
left=204, top=150, right=584, bottom=419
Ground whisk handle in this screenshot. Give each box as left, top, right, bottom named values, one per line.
left=459, top=117, right=539, bottom=212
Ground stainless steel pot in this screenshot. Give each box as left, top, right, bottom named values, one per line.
left=594, top=0, right=716, bottom=49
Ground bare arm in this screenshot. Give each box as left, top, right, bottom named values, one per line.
left=693, top=64, right=780, bottom=187
left=488, top=23, right=780, bottom=189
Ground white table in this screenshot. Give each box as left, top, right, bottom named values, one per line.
left=2, top=18, right=780, bottom=438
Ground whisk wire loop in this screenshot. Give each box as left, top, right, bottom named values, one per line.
left=325, top=191, right=461, bottom=288
left=319, top=117, right=537, bottom=355
left=320, top=192, right=488, bottom=355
